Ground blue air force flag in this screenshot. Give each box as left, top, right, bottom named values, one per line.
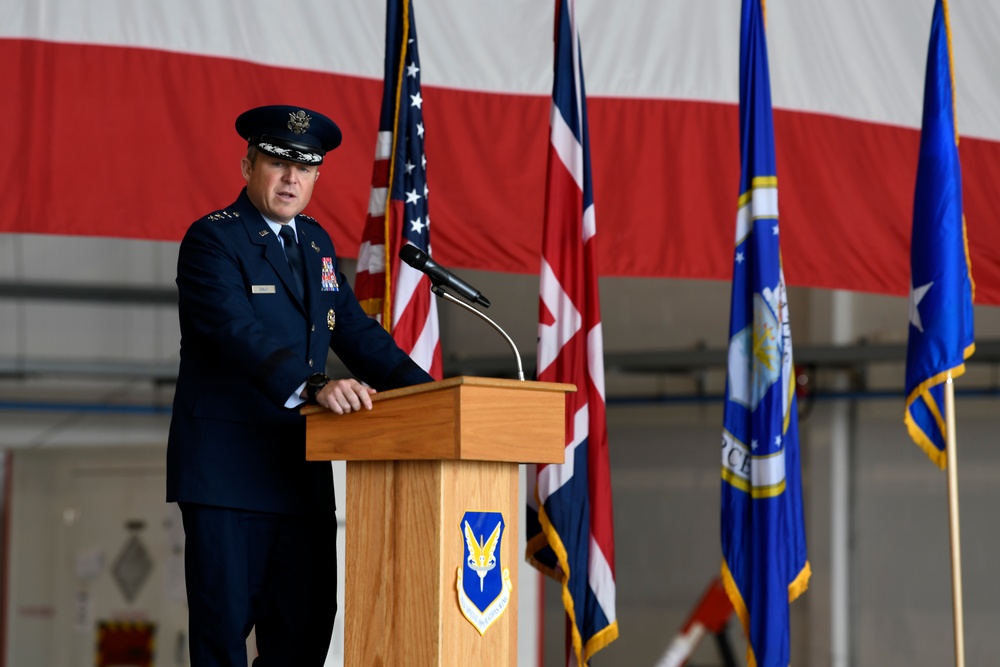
left=457, top=511, right=512, bottom=635
left=904, top=0, right=975, bottom=469
left=720, top=2, right=810, bottom=666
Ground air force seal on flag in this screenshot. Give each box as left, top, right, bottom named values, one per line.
left=727, top=282, right=786, bottom=412
left=457, top=511, right=512, bottom=635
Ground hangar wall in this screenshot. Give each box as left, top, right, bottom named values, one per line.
left=3, top=233, right=1000, bottom=666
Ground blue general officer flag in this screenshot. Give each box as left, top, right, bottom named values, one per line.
left=904, top=0, right=975, bottom=469
left=721, top=2, right=810, bottom=666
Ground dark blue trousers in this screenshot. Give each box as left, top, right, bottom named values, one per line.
left=180, top=503, right=338, bottom=667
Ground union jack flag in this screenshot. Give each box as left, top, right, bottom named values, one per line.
left=355, top=0, right=442, bottom=378
left=526, top=1, right=618, bottom=664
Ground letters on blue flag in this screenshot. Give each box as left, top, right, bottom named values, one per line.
left=904, top=0, right=975, bottom=469
left=720, top=2, right=810, bottom=666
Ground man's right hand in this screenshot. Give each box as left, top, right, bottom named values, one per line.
left=316, top=379, right=376, bottom=415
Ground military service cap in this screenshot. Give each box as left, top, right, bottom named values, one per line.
left=235, top=105, right=342, bottom=165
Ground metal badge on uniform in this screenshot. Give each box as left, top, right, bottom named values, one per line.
left=310, top=241, right=321, bottom=253
left=456, top=511, right=512, bottom=635
left=327, top=309, right=336, bottom=330
left=251, top=285, right=276, bottom=294
left=320, top=257, right=339, bottom=291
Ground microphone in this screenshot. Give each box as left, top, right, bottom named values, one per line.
left=399, top=245, right=491, bottom=307
left=399, top=245, right=522, bottom=379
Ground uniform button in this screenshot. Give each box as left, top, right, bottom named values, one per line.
left=308, top=359, right=314, bottom=367
left=311, top=325, right=316, bottom=332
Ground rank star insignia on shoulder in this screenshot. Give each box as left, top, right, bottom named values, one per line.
left=206, top=209, right=240, bottom=222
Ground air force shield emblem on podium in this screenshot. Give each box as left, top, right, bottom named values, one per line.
left=457, top=511, right=512, bottom=635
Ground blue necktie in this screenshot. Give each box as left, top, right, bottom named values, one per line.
left=279, top=225, right=305, bottom=300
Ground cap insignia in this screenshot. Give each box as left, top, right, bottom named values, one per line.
left=288, top=110, right=312, bottom=135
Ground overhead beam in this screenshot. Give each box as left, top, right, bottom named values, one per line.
left=0, top=281, right=176, bottom=305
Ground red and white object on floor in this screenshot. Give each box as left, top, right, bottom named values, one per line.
left=654, top=578, right=734, bottom=667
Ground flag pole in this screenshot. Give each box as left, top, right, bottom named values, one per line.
left=944, top=373, right=965, bottom=667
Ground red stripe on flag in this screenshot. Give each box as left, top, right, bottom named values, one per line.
left=359, top=215, right=388, bottom=245
left=370, top=159, right=390, bottom=188
left=391, top=274, right=431, bottom=348
left=4, top=39, right=1000, bottom=302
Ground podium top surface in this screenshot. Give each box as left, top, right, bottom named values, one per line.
left=302, top=376, right=574, bottom=463
left=300, top=375, right=575, bottom=417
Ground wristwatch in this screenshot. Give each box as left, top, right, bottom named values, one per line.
left=305, top=373, right=331, bottom=403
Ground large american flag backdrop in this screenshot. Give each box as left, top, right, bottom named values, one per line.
left=2, top=1, right=1000, bottom=302
left=355, top=0, right=441, bottom=378
left=526, top=1, right=617, bottom=665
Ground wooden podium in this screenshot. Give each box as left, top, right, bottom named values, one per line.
left=303, top=376, right=573, bottom=666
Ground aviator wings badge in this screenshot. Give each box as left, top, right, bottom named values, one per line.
left=457, top=511, right=512, bottom=635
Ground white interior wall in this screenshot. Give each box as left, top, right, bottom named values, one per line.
left=4, top=447, right=188, bottom=666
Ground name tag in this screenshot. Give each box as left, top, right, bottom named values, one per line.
left=251, top=285, right=276, bottom=294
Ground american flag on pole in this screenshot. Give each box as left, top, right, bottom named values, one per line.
left=355, top=0, right=442, bottom=379
left=904, top=0, right=975, bottom=469
left=720, top=1, right=810, bottom=665
left=526, top=1, right=618, bottom=664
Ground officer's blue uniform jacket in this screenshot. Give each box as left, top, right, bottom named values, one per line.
left=167, top=189, right=431, bottom=514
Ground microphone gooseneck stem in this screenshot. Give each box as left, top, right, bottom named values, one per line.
left=432, top=286, right=525, bottom=381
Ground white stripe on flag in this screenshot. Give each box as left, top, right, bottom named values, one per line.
left=357, top=241, right=385, bottom=273
left=724, top=430, right=787, bottom=489
left=407, top=295, right=440, bottom=373
left=588, top=534, right=617, bottom=622
left=734, top=185, right=778, bottom=245
left=392, top=264, right=423, bottom=326
left=367, top=186, right=389, bottom=217
left=587, top=322, right=606, bottom=403
left=549, top=101, right=585, bottom=192
left=375, top=130, right=393, bottom=160
left=751, top=185, right=779, bottom=221
left=568, top=0, right=585, bottom=140
left=537, top=404, right=589, bottom=503
left=751, top=449, right=787, bottom=488
left=735, top=203, right=751, bottom=244
left=582, top=202, right=596, bottom=243
left=358, top=241, right=385, bottom=273
left=538, top=258, right=583, bottom=375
